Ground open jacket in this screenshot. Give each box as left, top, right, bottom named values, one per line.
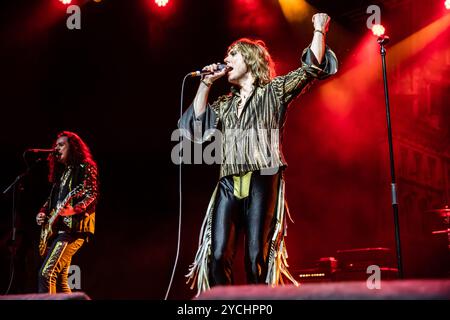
left=40, top=162, right=98, bottom=236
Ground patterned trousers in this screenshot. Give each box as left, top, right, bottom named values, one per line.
left=38, top=232, right=84, bottom=294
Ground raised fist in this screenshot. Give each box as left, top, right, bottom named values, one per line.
left=312, top=13, right=330, bottom=33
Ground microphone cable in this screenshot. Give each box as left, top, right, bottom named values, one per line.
left=164, top=73, right=191, bottom=300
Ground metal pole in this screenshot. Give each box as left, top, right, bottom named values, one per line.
left=378, top=36, right=404, bottom=279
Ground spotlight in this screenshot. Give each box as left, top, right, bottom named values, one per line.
left=59, top=0, right=72, bottom=4
left=371, top=24, right=385, bottom=37
left=155, top=0, right=169, bottom=7
left=446, top=0, right=450, bottom=10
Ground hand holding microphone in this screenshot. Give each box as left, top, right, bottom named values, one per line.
left=190, top=63, right=232, bottom=87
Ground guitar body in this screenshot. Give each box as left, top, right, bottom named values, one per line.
left=39, top=224, right=52, bottom=257
left=39, top=209, right=57, bottom=257
left=37, top=185, right=84, bottom=257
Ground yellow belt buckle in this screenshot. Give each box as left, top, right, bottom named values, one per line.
left=233, top=172, right=252, bottom=199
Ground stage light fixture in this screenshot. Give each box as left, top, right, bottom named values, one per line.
left=155, top=0, right=169, bottom=7
left=372, top=24, right=385, bottom=37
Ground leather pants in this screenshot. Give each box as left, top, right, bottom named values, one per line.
left=209, top=170, right=280, bottom=286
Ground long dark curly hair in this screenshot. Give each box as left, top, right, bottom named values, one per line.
left=48, top=131, right=97, bottom=183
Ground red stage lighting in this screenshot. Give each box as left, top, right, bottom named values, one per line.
left=372, top=24, right=385, bottom=37
left=155, top=0, right=169, bottom=7
left=59, top=0, right=72, bottom=4
left=445, top=0, right=450, bottom=10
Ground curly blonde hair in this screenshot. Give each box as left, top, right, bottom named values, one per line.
left=227, top=38, right=276, bottom=86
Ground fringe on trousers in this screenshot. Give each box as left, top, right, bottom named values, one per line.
left=185, top=177, right=298, bottom=296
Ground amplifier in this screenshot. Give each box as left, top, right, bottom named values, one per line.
left=336, top=247, right=395, bottom=271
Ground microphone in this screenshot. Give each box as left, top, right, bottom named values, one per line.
left=25, top=148, right=58, bottom=155
left=377, top=35, right=390, bottom=46
left=189, top=63, right=231, bottom=77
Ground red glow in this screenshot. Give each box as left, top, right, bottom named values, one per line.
left=155, top=0, right=169, bottom=7
left=59, top=0, right=72, bottom=4
left=446, top=0, right=450, bottom=9
left=230, top=0, right=277, bottom=36
left=372, top=24, right=385, bottom=37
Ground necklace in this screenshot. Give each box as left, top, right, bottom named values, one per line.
left=237, top=86, right=252, bottom=111
left=61, top=166, right=72, bottom=187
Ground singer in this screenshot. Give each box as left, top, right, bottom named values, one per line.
left=35, top=131, right=98, bottom=294
left=179, top=13, right=338, bottom=295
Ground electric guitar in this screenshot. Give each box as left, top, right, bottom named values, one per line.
left=38, top=185, right=84, bottom=257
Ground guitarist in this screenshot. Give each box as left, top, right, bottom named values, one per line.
left=35, top=131, right=98, bottom=294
